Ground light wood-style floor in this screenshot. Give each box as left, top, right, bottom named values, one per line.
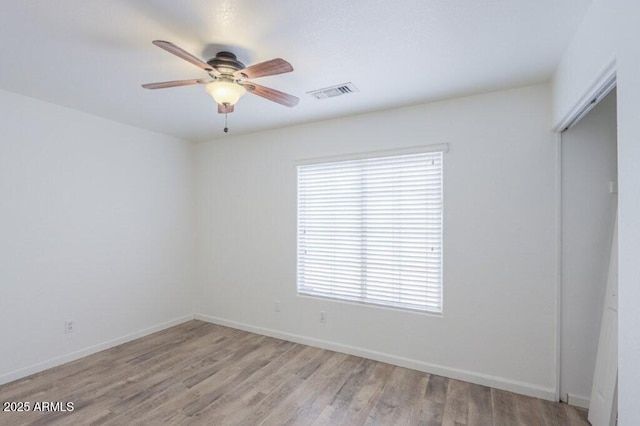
left=0, top=320, right=589, bottom=426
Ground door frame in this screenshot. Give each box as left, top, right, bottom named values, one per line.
left=553, top=57, right=617, bottom=403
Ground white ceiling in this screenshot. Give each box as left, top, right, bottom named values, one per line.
left=0, top=1, right=591, bottom=142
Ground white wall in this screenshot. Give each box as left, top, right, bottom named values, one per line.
left=553, top=0, right=640, bottom=423
left=0, top=89, right=196, bottom=384
left=195, top=84, right=559, bottom=399
left=561, top=90, right=617, bottom=407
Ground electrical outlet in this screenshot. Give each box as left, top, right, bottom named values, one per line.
left=274, top=300, right=281, bottom=312
left=320, top=311, right=327, bottom=323
left=64, top=321, right=74, bottom=334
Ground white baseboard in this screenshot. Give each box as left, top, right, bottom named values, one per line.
left=0, top=314, right=194, bottom=386
left=194, top=313, right=556, bottom=401
left=567, top=393, right=590, bottom=409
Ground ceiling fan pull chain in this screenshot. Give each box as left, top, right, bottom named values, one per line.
left=224, top=110, right=229, bottom=133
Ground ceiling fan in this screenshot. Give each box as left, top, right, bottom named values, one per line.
left=142, top=40, right=299, bottom=131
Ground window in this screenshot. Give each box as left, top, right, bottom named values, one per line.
left=296, top=148, right=444, bottom=313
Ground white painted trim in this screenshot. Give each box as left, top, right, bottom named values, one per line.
left=195, top=313, right=556, bottom=401
left=0, top=315, right=194, bottom=386
left=553, top=56, right=616, bottom=132
left=568, top=393, right=591, bottom=409
left=295, top=143, right=450, bottom=166
left=555, top=131, right=563, bottom=402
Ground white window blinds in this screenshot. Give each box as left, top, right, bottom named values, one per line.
left=297, top=150, right=443, bottom=313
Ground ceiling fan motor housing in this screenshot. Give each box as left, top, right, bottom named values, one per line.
left=207, top=52, right=246, bottom=76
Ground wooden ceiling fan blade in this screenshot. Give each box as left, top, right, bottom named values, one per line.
left=152, top=40, right=219, bottom=74
left=217, top=104, right=235, bottom=114
left=234, top=58, right=293, bottom=79
left=142, top=79, right=212, bottom=89
left=241, top=82, right=299, bottom=107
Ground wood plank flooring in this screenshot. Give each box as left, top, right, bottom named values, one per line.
left=0, top=320, right=589, bottom=425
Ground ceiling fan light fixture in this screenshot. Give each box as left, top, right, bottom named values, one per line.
left=205, top=80, right=246, bottom=106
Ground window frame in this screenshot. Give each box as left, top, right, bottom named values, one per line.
left=295, top=144, right=447, bottom=315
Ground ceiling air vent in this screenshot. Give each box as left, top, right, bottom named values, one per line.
left=307, top=82, right=359, bottom=100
